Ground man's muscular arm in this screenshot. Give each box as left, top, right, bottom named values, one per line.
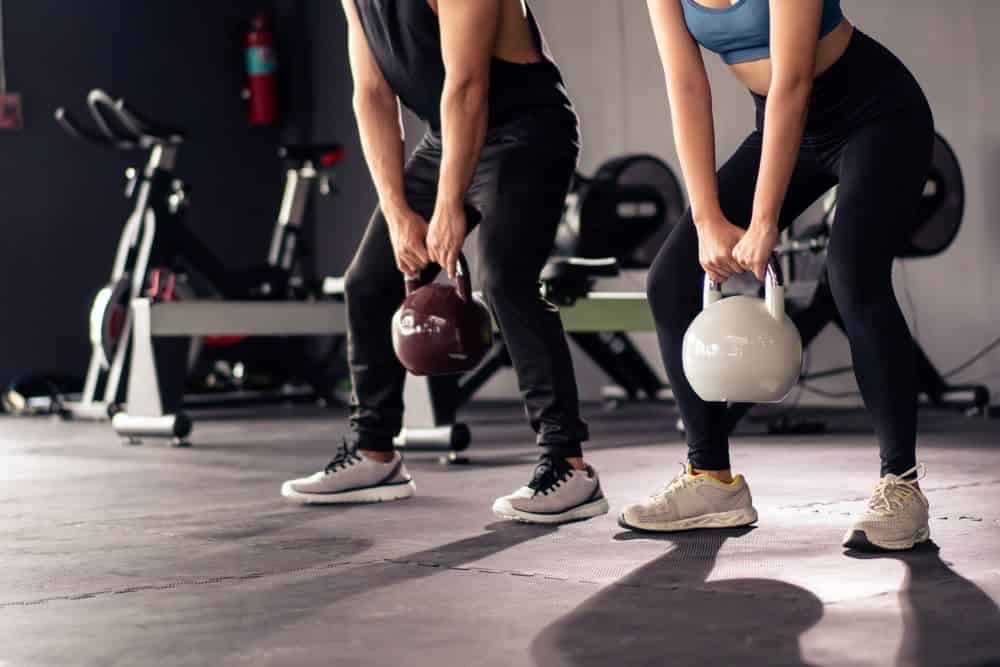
left=342, top=0, right=429, bottom=275
left=426, top=0, right=500, bottom=278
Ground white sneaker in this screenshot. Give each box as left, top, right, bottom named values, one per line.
left=492, top=455, right=610, bottom=524
left=619, top=464, right=758, bottom=532
left=281, top=441, right=415, bottom=504
left=843, top=463, right=930, bottom=551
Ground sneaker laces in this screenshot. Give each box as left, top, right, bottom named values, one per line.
left=324, top=439, right=363, bottom=473
left=654, top=463, right=694, bottom=500
left=528, top=455, right=573, bottom=497
left=867, top=463, right=926, bottom=514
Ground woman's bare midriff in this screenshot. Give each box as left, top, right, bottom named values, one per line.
left=687, top=0, right=854, bottom=94
left=426, top=0, right=543, bottom=65
left=730, top=19, right=854, bottom=95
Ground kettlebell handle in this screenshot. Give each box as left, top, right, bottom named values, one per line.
left=703, top=256, right=786, bottom=321
left=404, top=252, right=473, bottom=301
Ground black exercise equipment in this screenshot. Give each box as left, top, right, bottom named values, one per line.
left=905, top=134, right=964, bottom=258
left=6, top=88, right=347, bottom=420
left=555, top=154, right=684, bottom=405
left=40, top=89, right=188, bottom=420
left=542, top=258, right=665, bottom=403
left=556, top=154, right=685, bottom=268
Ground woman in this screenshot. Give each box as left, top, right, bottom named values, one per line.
left=620, top=0, right=934, bottom=551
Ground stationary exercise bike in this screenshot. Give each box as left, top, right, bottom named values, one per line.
left=6, top=89, right=347, bottom=419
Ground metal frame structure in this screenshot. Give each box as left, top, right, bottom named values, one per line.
left=110, top=292, right=657, bottom=449
left=111, top=299, right=349, bottom=444
left=54, top=89, right=340, bottom=422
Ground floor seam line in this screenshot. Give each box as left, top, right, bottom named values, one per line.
left=776, top=478, right=1000, bottom=511
left=0, top=559, right=369, bottom=609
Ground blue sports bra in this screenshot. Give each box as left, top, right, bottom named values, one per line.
left=682, top=0, right=843, bottom=65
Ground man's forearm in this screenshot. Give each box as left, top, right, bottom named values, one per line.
left=436, top=79, right=488, bottom=210
left=354, top=90, right=408, bottom=215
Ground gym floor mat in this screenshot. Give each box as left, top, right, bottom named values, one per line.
left=2, top=403, right=998, bottom=666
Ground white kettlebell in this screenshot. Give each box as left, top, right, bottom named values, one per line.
left=682, top=258, right=802, bottom=403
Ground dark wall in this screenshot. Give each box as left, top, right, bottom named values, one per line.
left=305, top=1, right=379, bottom=278
left=0, top=1, right=309, bottom=385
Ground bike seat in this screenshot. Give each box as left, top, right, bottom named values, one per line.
left=279, top=142, right=345, bottom=166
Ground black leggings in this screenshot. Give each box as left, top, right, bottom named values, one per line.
left=343, top=110, right=588, bottom=458
left=647, top=30, right=934, bottom=476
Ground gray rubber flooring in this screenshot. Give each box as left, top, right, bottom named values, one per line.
left=2, top=401, right=999, bottom=666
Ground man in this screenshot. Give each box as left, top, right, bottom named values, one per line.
left=281, top=0, right=609, bottom=525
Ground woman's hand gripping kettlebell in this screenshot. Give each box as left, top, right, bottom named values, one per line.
left=732, top=220, right=779, bottom=282
left=694, top=213, right=746, bottom=284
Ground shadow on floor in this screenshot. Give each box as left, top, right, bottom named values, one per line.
left=141, top=521, right=560, bottom=662
left=531, top=528, right=823, bottom=666
left=845, top=541, right=1000, bottom=666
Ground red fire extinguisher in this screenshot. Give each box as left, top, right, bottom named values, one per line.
left=243, top=13, right=279, bottom=126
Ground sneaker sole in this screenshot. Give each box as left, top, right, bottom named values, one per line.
left=491, top=496, right=610, bottom=525
left=842, top=525, right=930, bottom=552
left=617, top=506, right=758, bottom=533
left=280, top=480, right=416, bottom=505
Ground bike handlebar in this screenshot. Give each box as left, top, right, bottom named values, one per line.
left=86, top=89, right=134, bottom=144
left=55, top=89, right=185, bottom=149
left=54, top=107, right=134, bottom=149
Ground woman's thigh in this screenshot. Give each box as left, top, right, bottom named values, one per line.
left=828, top=111, right=935, bottom=265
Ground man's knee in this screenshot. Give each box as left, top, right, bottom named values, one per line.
left=478, top=260, right=537, bottom=308
left=478, top=264, right=510, bottom=301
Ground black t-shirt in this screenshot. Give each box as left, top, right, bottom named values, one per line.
left=352, top=0, right=576, bottom=132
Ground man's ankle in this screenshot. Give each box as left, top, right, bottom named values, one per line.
left=360, top=449, right=395, bottom=463
left=565, top=456, right=588, bottom=472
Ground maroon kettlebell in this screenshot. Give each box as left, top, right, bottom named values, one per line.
left=391, top=253, right=494, bottom=376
